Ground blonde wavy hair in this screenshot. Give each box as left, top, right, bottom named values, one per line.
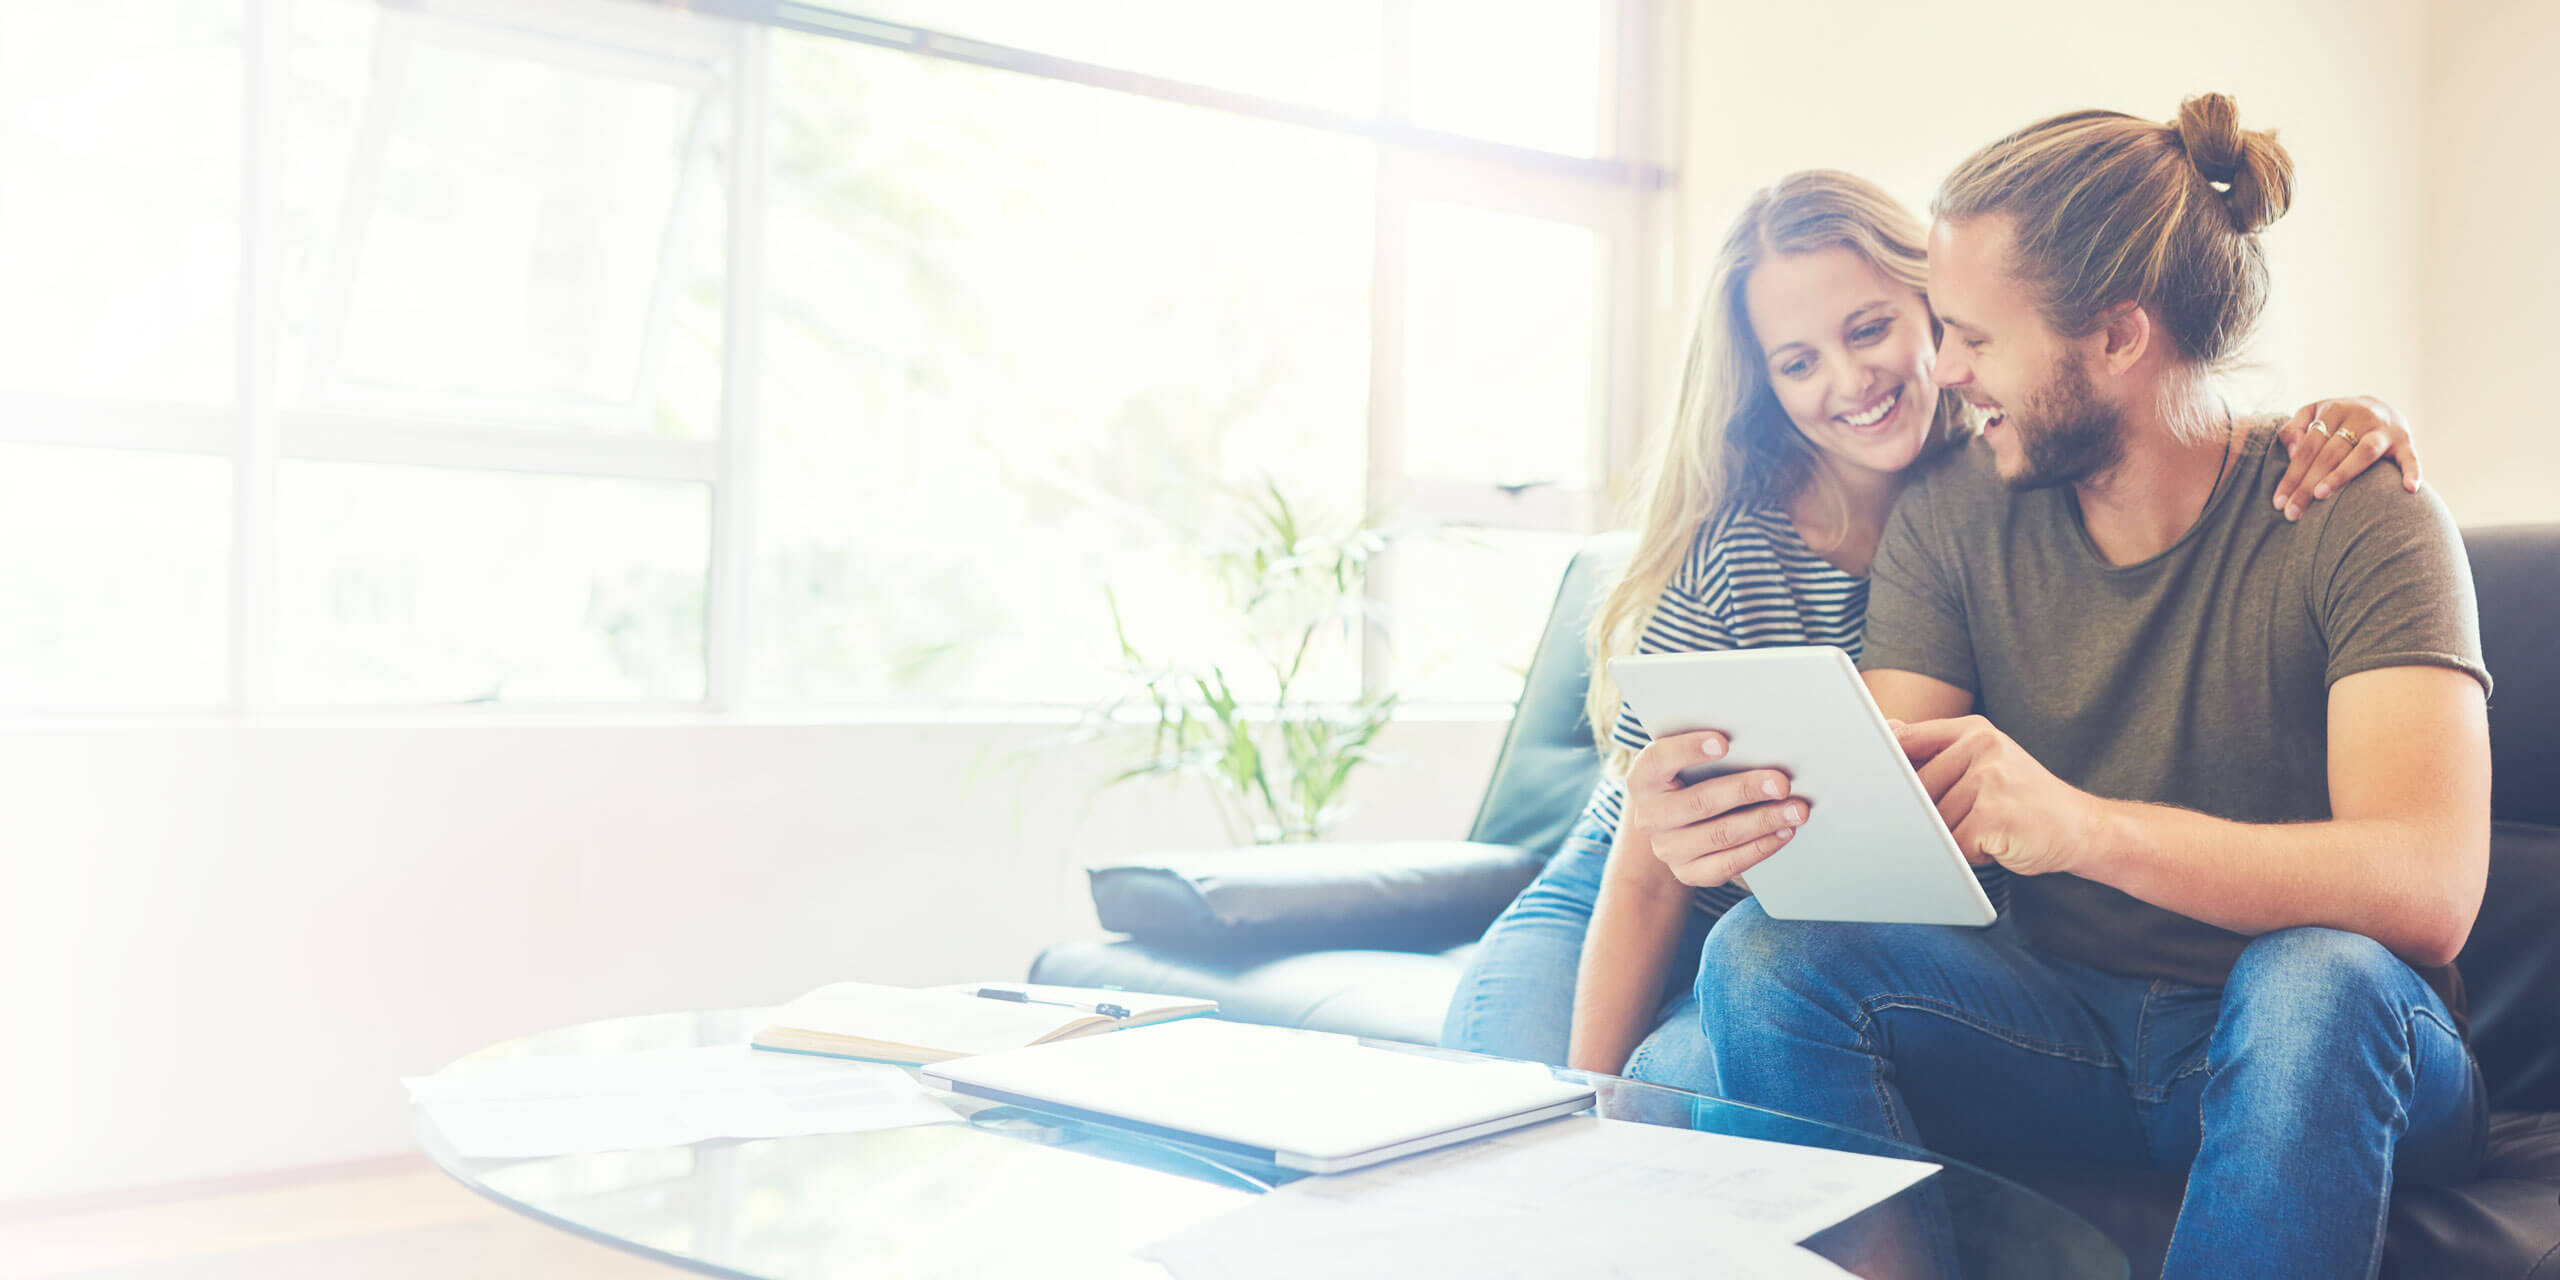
left=1585, top=170, right=1971, bottom=772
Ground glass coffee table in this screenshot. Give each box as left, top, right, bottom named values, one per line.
left=414, top=1010, right=2126, bottom=1279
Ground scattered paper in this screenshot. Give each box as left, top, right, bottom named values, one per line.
left=1136, top=1115, right=1936, bottom=1279
left=1141, top=1197, right=1853, bottom=1280
left=405, top=1044, right=957, bottom=1158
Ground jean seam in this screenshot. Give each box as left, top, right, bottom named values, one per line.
left=2407, top=1003, right=2487, bottom=1170
left=2162, top=1055, right=2213, bottom=1087
left=1849, top=1000, right=1911, bottom=1147
left=2134, top=980, right=2167, bottom=1103
left=2363, top=1007, right=2422, bottom=1274
left=2165, top=1052, right=2214, bottom=1269
left=2136, top=980, right=2161, bottom=1089
left=2408, top=1005, right=2462, bottom=1048
left=1855, top=993, right=2119, bottom=1069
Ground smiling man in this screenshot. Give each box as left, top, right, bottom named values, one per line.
left=1688, top=95, right=2493, bottom=1278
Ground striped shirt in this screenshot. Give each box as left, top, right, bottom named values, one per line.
left=1583, top=502, right=2010, bottom=915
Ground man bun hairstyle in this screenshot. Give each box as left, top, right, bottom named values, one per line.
left=1934, top=92, right=2296, bottom=399
left=2172, top=92, right=2292, bottom=234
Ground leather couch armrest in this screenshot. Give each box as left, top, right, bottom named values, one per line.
left=1087, top=840, right=1542, bottom=953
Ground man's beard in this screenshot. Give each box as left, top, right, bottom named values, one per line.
left=2004, top=352, right=2125, bottom=491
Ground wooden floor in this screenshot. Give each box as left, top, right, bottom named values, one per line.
left=0, top=1159, right=682, bottom=1280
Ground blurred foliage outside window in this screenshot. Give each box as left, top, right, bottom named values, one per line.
left=0, top=0, right=1644, bottom=710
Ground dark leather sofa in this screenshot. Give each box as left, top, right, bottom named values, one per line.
left=1034, top=524, right=2560, bottom=1279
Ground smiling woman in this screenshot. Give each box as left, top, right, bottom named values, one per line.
left=1743, top=247, right=1944, bottom=551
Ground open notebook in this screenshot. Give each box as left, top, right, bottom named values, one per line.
left=749, top=981, right=1217, bottom=1066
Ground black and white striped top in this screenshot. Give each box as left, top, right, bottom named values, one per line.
left=1582, top=502, right=2008, bottom=915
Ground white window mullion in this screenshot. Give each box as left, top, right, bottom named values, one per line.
left=233, top=0, right=285, bottom=716
left=0, top=394, right=235, bottom=455
left=1362, top=0, right=1414, bottom=703
left=706, top=22, right=768, bottom=711
left=274, top=413, right=719, bottom=485
left=1601, top=189, right=1649, bottom=528
left=1616, top=0, right=1684, bottom=515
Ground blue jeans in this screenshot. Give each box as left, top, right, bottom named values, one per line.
left=1699, top=897, right=2487, bottom=1280
left=1441, top=809, right=1720, bottom=1086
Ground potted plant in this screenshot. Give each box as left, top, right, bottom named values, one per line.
left=1081, top=479, right=1399, bottom=845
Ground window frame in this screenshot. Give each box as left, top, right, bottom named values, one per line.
left=0, top=0, right=1678, bottom=716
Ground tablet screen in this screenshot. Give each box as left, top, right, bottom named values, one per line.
left=1608, top=646, right=1996, bottom=927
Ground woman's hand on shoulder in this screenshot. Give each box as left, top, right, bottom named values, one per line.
left=1624, top=731, right=1808, bottom=889
left=2271, top=395, right=2423, bottom=521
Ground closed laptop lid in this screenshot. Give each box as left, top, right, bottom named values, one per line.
left=922, top=1019, right=1593, bottom=1166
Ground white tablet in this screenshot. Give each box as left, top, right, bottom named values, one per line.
left=1607, top=646, right=1996, bottom=927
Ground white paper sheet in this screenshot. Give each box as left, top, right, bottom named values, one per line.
left=1135, top=1115, right=1938, bottom=1279
left=1140, top=1197, right=1855, bottom=1280
left=405, top=1044, right=957, bottom=1158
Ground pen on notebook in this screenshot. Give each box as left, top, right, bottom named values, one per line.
left=971, top=987, right=1132, bottom=1019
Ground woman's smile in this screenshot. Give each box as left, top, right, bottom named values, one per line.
left=1836, top=386, right=1903, bottom=432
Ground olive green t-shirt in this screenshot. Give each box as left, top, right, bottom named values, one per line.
left=1859, top=426, right=2489, bottom=1022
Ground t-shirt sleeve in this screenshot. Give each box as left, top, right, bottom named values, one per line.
left=2310, top=478, right=2492, bottom=696
left=1857, top=473, right=1979, bottom=692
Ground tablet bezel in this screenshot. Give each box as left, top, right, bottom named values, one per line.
left=1606, top=646, right=1997, bottom=928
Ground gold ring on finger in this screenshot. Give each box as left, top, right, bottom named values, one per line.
left=2335, top=428, right=2359, bottom=447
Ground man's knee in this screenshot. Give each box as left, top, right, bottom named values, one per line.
left=2218, top=927, right=2418, bottom=1060
left=2227, top=927, right=2408, bottom=1005
left=1696, top=897, right=1895, bottom=1027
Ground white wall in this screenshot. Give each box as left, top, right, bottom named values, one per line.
left=2423, top=0, right=2560, bottom=527
left=1673, top=0, right=2434, bottom=486
left=0, top=716, right=1502, bottom=1201
left=1671, top=0, right=2560, bottom=530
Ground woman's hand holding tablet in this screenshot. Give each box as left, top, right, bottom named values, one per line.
left=1622, top=730, right=1809, bottom=890
left=1608, top=647, right=1999, bottom=927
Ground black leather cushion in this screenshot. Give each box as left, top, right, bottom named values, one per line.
left=2387, top=1111, right=2560, bottom=1279
left=2463, top=821, right=2560, bottom=1112
left=1030, top=937, right=1473, bottom=1044
left=2003, top=1113, right=2560, bottom=1280
left=1086, top=841, right=1542, bottom=953
left=1462, top=533, right=1629, bottom=864
left=2469, top=525, right=2560, bottom=827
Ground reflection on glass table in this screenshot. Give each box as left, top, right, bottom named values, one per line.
left=415, top=1010, right=2127, bottom=1280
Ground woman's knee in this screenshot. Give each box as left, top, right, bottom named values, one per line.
left=1442, top=894, right=1591, bottom=1058
left=1501, top=826, right=1613, bottom=923
left=1623, top=998, right=1718, bottom=1092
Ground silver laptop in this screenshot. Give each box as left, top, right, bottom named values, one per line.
left=921, top=1018, right=1595, bottom=1174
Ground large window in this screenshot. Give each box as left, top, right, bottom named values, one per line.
left=0, top=0, right=1672, bottom=713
